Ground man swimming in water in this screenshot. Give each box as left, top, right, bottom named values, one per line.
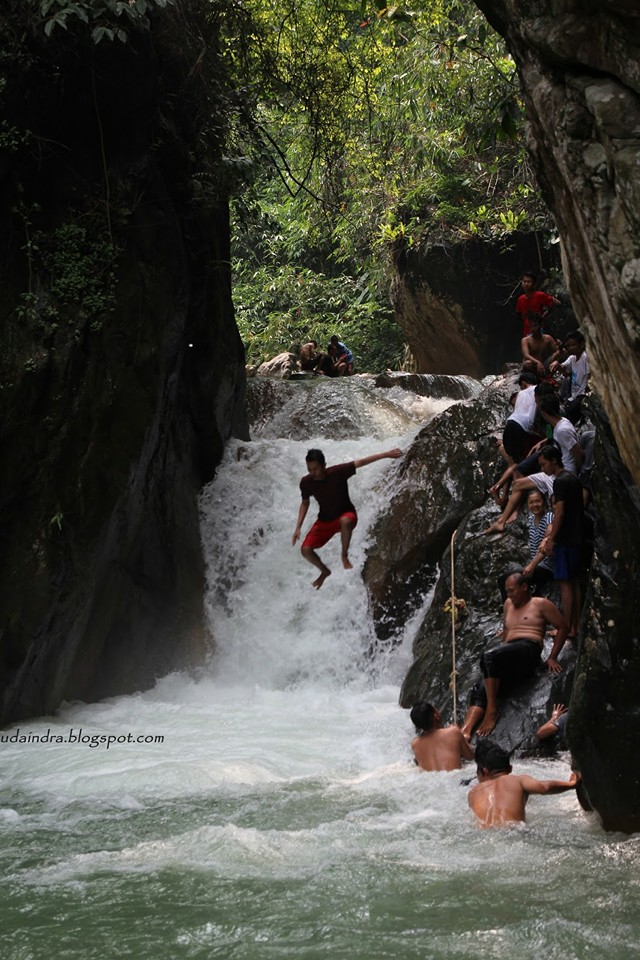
left=292, top=447, right=402, bottom=589
left=410, top=701, right=474, bottom=771
left=461, top=573, right=569, bottom=738
left=468, top=739, right=580, bottom=827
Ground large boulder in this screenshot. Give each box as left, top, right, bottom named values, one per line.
left=256, top=352, right=299, bottom=380
left=362, top=374, right=514, bottom=636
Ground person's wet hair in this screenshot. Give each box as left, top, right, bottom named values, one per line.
left=538, top=443, right=563, bottom=465
left=475, top=739, right=511, bottom=772
left=565, top=329, right=585, bottom=345
left=306, top=449, right=325, bottom=465
left=518, top=370, right=538, bottom=386
left=410, top=701, right=437, bottom=732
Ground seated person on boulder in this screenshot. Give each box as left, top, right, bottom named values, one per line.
left=461, top=573, right=569, bottom=740
left=410, top=701, right=474, bottom=771
left=521, top=314, right=559, bottom=378
left=328, top=335, right=354, bottom=375
left=299, top=340, right=336, bottom=376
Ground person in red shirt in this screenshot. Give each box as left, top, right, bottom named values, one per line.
left=516, top=272, right=560, bottom=335
left=292, top=447, right=402, bottom=589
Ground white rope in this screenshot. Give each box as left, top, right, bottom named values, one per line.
left=450, top=528, right=459, bottom=725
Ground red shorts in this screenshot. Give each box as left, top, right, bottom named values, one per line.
left=302, top=512, right=357, bottom=549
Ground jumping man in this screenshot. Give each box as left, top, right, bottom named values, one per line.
left=292, top=447, right=402, bottom=589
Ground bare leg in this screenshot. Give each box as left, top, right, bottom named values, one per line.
left=461, top=705, right=484, bottom=741
left=340, top=516, right=355, bottom=570
left=477, top=677, right=500, bottom=736
left=483, top=479, right=533, bottom=534
left=558, top=578, right=573, bottom=635
left=301, top=545, right=332, bottom=590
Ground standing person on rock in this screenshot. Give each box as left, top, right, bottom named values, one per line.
left=292, top=447, right=402, bottom=589
left=516, top=271, right=560, bottom=336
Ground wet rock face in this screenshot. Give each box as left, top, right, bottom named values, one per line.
left=568, top=397, right=640, bottom=832
left=474, top=0, right=640, bottom=488
left=363, top=376, right=514, bottom=636
left=0, top=15, right=248, bottom=723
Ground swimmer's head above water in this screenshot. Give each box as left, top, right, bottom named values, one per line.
left=410, top=701, right=440, bottom=733
left=474, top=739, right=512, bottom=775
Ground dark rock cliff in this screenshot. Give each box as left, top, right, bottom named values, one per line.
left=473, top=0, right=640, bottom=488
left=0, top=7, right=247, bottom=723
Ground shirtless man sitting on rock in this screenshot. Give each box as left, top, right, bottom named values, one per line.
left=468, top=739, right=580, bottom=827
left=521, top=314, right=559, bottom=378
left=410, top=702, right=475, bottom=771
left=461, top=573, right=569, bottom=739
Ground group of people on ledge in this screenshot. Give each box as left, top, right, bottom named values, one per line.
left=299, top=335, right=354, bottom=376
left=410, top=270, right=593, bottom=827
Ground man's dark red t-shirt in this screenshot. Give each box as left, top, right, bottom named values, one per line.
left=516, top=290, right=556, bottom=334
left=300, top=462, right=356, bottom=521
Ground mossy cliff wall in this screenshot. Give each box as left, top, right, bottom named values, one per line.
left=0, top=7, right=247, bottom=723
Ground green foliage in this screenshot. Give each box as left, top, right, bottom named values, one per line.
left=39, top=0, right=173, bottom=43
left=16, top=220, right=119, bottom=333
left=226, top=0, right=554, bottom=371
left=234, top=263, right=404, bottom=371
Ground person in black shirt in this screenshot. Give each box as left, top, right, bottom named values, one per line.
left=538, top=444, right=587, bottom=638
left=292, top=447, right=402, bottom=589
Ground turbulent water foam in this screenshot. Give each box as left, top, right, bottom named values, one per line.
left=1, top=377, right=638, bottom=960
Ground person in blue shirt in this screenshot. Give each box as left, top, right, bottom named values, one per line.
left=328, top=335, right=354, bottom=375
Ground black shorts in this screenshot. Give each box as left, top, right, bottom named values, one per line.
left=503, top=420, right=535, bottom=463
left=469, top=639, right=542, bottom=709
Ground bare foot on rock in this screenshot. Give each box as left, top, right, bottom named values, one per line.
left=477, top=709, right=498, bottom=737
left=342, top=556, right=353, bottom=570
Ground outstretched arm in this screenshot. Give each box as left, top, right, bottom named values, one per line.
left=520, top=771, right=580, bottom=795
left=292, top=499, right=310, bottom=545
left=353, top=448, right=402, bottom=470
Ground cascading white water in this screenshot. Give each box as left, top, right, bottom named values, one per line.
left=0, top=377, right=638, bottom=960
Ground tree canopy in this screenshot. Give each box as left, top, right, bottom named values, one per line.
left=223, top=0, right=553, bottom=369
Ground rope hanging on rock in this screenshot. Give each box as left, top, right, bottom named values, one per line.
left=443, top=527, right=465, bottom=725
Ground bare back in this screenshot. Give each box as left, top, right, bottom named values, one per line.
left=468, top=774, right=528, bottom=825
left=412, top=726, right=473, bottom=772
